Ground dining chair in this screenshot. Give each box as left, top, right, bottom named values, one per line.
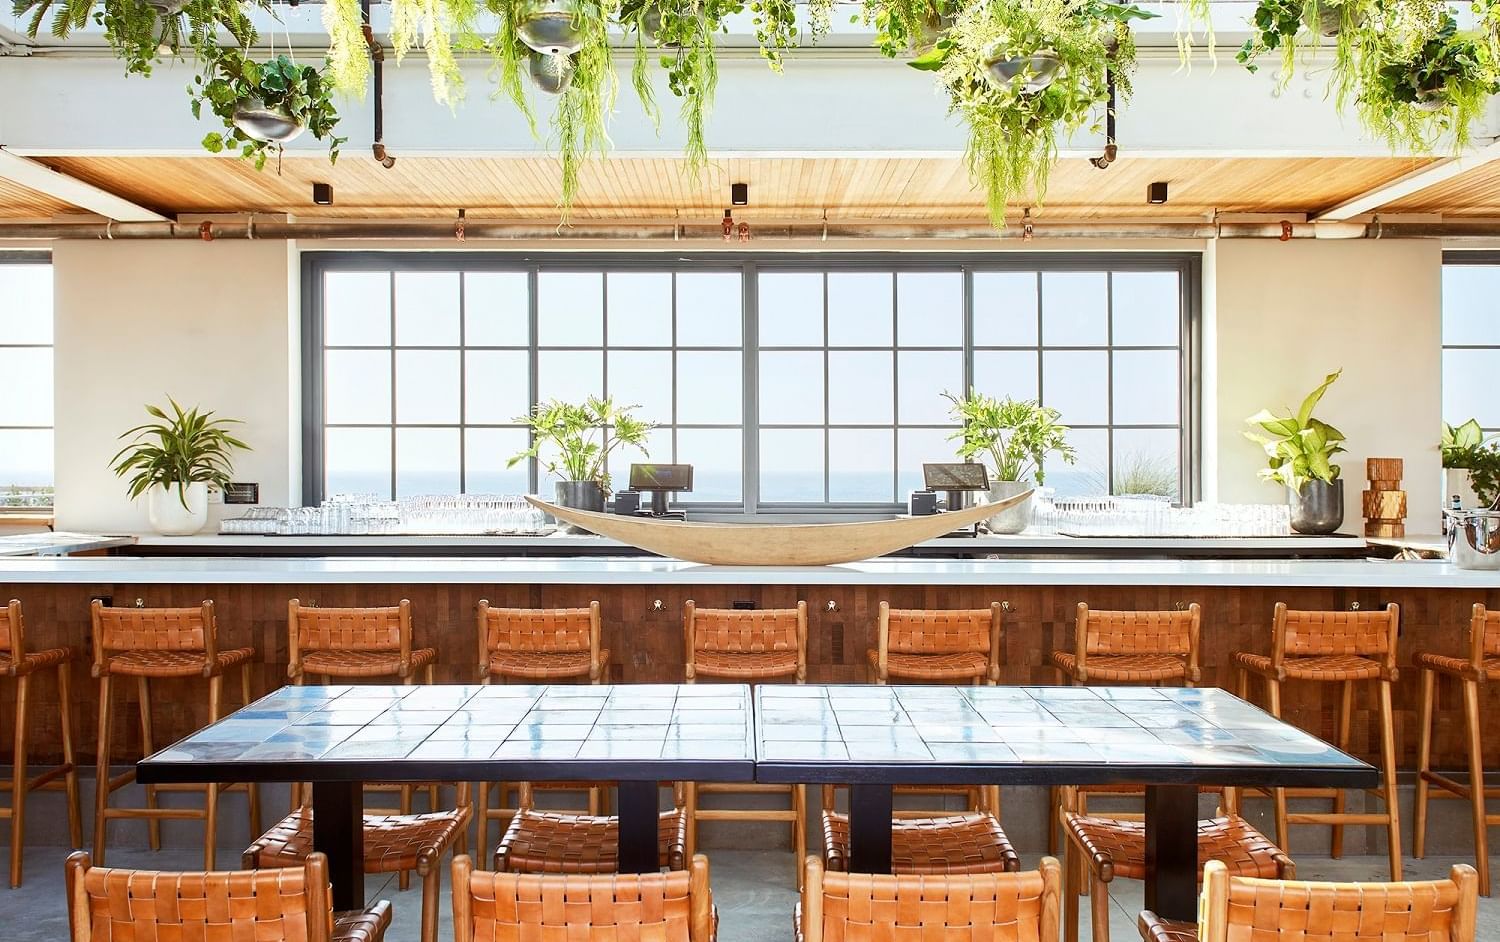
left=819, top=783, right=1019, bottom=875
left=453, top=851, right=716, bottom=942
left=867, top=601, right=1003, bottom=685
left=65, top=849, right=392, bottom=942
left=491, top=780, right=688, bottom=873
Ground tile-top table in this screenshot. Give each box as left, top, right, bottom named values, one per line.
left=754, top=684, right=1377, bottom=923
left=138, top=683, right=754, bottom=908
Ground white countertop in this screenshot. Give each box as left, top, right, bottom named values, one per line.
left=0, top=531, right=138, bottom=557
left=0, top=556, right=1490, bottom=588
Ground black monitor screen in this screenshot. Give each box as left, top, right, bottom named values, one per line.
left=629, top=463, right=694, bottom=492
left=923, top=463, right=990, bottom=491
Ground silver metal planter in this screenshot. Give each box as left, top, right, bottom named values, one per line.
left=1448, top=510, right=1500, bottom=571
left=1303, top=2, right=1359, bottom=37
left=982, top=48, right=1062, bottom=95
left=527, top=51, right=575, bottom=95
left=1288, top=479, right=1344, bottom=535
left=518, top=0, right=586, bottom=56
left=231, top=98, right=306, bottom=144
left=553, top=480, right=606, bottom=533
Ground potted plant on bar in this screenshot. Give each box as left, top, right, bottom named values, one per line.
left=1244, top=370, right=1347, bottom=534
left=509, top=396, right=655, bottom=524
left=944, top=389, right=1075, bottom=534
left=1442, top=419, right=1500, bottom=509
left=111, top=398, right=250, bottom=536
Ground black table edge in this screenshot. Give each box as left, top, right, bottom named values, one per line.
left=137, top=757, right=757, bottom=785
left=751, top=762, right=1379, bottom=790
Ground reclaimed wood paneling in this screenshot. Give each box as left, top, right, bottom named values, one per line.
left=3, top=582, right=1497, bottom=772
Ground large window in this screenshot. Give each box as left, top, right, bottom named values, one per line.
left=0, top=252, right=53, bottom=512
left=1441, top=253, right=1500, bottom=439
left=304, top=253, right=1197, bottom=511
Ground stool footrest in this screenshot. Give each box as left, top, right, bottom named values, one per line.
left=102, top=807, right=209, bottom=820
left=1286, top=812, right=1393, bottom=826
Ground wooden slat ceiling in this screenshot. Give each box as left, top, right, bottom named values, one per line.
left=34, top=154, right=1441, bottom=222
left=1382, top=161, right=1500, bottom=217
left=0, top=176, right=78, bottom=218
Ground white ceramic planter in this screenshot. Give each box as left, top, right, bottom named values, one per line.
left=146, top=482, right=209, bottom=536
left=1445, top=468, right=1482, bottom=510
left=982, top=480, right=1034, bottom=534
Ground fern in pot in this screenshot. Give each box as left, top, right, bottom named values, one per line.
left=111, top=399, right=250, bottom=536
left=945, top=389, right=1075, bottom=534
left=509, top=396, right=655, bottom=528
left=1244, top=370, right=1348, bottom=534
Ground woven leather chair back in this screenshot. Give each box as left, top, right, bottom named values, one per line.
left=65, top=850, right=334, bottom=942
left=454, top=854, right=714, bottom=942
left=293, top=601, right=405, bottom=652
left=1199, top=859, right=1478, bottom=942
left=1081, top=607, right=1195, bottom=657
left=690, top=606, right=802, bottom=654
left=884, top=606, right=994, bottom=655
left=481, top=605, right=594, bottom=653
left=1477, top=605, right=1500, bottom=659
left=93, top=602, right=211, bottom=653
left=0, top=598, right=18, bottom=655
left=800, top=857, right=1060, bottom=942
left=1277, top=603, right=1397, bottom=658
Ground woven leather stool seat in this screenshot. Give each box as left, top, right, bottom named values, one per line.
left=692, top=650, right=800, bottom=680
left=334, top=904, right=394, bottom=942
left=1234, top=650, right=1382, bottom=682
left=864, top=649, right=990, bottom=681
left=1416, top=650, right=1500, bottom=681
left=492, top=807, right=687, bottom=873
left=247, top=805, right=468, bottom=874
left=301, top=646, right=436, bottom=678
left=1137, top=912, right=1197, bottom=942
left=1066, top=814, right=1291, bottom=883
left=1050, top=651, right=1188, bottom=684
left=487, top=648, right=610, bottom=679
left=822, top=812, right=1020, bottom=875
left=104, top=646, right=255, bottom=678
left=0, top=645, right=71, bottom=675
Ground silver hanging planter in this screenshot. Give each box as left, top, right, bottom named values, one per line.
left=145, top=0, right=187, bottom=14
left=907, top=11, right=953, bottom=57
left=517, top=0, right=587, bottom=56
left=527, top=51, right=575, bottom=95
left=1303, top=2, right=1361, bottom=38
left=231, top=97, right=306, bottom=144
left=982, top=46, right=1063, bottom=94
left=1413, top=85, right=1449, bottom=112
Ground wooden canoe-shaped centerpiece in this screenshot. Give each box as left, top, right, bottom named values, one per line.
left=525, top=491, right=1032, bottom=566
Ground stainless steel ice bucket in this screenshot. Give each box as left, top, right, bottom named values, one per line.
left=1448, top=510, right=1500, bottom=571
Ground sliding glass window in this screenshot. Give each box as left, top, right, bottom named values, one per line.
left=305, top=253, right=1197, bottom=511
left=0, top=252, right=53, bottom=512
left=1441, top=253, right=1500, bottom=440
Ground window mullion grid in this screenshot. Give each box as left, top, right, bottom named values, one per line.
left=743, top=261, right=760, bottom=514
left=1106, top=271, right=1115, bottom=496
left=890, top=272, right=900, bottom=504
left=388, top=270, right=398, bottom=501
left=527, top=267, right=540, bottom=496
left=822, top=272, right=831, bottom=503
left=457, top=272, right=467, bottom=495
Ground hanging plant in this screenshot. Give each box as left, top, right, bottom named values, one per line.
left=388, top=0, right=472, bottom=107
left=13, top=0, right=261, bottom=76
left=192, top=49, right=345, bottom=170
left=864, top=0, right=961, bottom=58
left=1358, top=12, right=1498, bottom=152
left=322, top=0, right=371, bottom=97
left=916, top=0, right=1151, bottom=227
left=1236, top=0, right=1374, bottom=104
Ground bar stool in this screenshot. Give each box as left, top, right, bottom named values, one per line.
left=682, top=600, right=807, bottom=881
left=1062, top=786, right=1292, bottom=942
left=288, top=598, right=438, bottom=820
left=473, top=600, right=610, bottom=848
left=491, top=780, right=687, bottom=873
left=1233, top=602, right=1403, bottom=880
left=1415, top=603, right=1500, bottom=895
left=90, top=599, right=257, bottom=869
left=2, top=598, right=81, bottom=887
left=819, top=783, right=1018, bottom=875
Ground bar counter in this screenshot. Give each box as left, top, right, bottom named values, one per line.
left=1, top=554, right=1496, bottom=771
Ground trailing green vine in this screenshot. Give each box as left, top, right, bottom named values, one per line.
left=321, top=0, right=370, bottom=97
left=14, top=0, right=260, bottom=76
left=192, top=49, right=345, bottom=169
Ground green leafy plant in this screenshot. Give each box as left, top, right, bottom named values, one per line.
left=111, top=399, right=250, bottom=508
left=322, top=0, right=371, bottom=97
left=943, top=389, right=1075, bottom=485
left=13, top=0, right=261, bottom=77
left=865, top=0, right=960, bottom=59
left=1442, top=419, right=1500, bottom=505
left=508, top=396, right=656, bottom=491
left=192, top=50, right=346, bottom=169
left=1359, top=13, right=1498, bottom=152
left=1243, top=370, right=1347, bottom=490
left=1236, top=0, right=1370, bottom=101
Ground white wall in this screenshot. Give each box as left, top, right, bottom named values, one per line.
left=51, top=239, right=300, bottom=532
left=1207, top=239, right=1444, bottom=527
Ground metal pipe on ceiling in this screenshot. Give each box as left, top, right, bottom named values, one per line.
left=0, top=218, right=1497, bottom=241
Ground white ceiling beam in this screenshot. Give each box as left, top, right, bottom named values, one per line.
left=1311, top=138, right=1500, bottom=220
left=0, top=148, right=169, bottom=221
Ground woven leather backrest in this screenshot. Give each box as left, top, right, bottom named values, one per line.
left=483, top=607, right=592, bottom=653
left=0, top=602, right=13, bottom=653
left=76, top=865, right=321, bottom=942
left=1281, top=608, right=1393, bottom=657
left=465, top=870, right=695, bottom=942
left=692, top=608, right=800, bottom=653
left=1219, top=875, right=1466, bottom=942
left=96, top=606, right=207, bottom=652
left=296, top=606, right=402, bottom=652
left=1084, top=609, right=1193, bottom=656
left=1480, top=606, right=1500, bottom=658
left=886, top=608, right=992, bottom=655
left=816, top=870, right=1052, bottom=942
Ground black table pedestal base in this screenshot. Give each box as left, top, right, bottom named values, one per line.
left=617, top=780, right=661, bottom=874
left=848, top=783, right=894, bottom=874
left=312, top=781, right=365, bottom=911
left=1144, top=783, right=1199, bottom=923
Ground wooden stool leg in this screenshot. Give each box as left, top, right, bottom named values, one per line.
left=1089, top=872, right=1111, bottom=942
left=241, top=663, right=261, bottom=838
left=1414, top=667, right=1437, bottom=860
left=1063, top=832, right=1081, bottom=942
left=9, top=671, right=29, bottom=887
left=290, top=672, right=305, bottom=812
left=1266, top=676, right=1289, bottom=855
left=1378, top=676, right=1403, bottom=881
left=1463, top=676, right=1491, bottom=896
left=1047, top=787, right=1060, bottom=855
left=92, top=673, right=112, bottom=864
left=793, top=783, right=807, bottom=888
left=204, top=674, right=221, bottom=871
left=420, top=864, right=440, bottom=942
left=1331, top=679, right=1353, bottom=859
left=684, top=781, right=698, bottom=860
left=136, top=677, right=161, bottom=852
left=56, top=661, right=82, bottom=850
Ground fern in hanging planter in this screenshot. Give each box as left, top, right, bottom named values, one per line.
left=322, top=0, right=371, bottom=97
left=1357, top=13, right=1498, bottom=152
left=13, top=0, right=261, bottom=76
left=192, top=49, right=346, bottom=170
left=388, top=0, right=474, bottom=107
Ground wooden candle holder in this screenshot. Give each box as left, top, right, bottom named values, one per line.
left=1363, top=457, right=1407, bottom=539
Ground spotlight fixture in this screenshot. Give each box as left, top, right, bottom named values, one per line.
left=1147, top=181, right=1169, bottom=205
left=722, top=209, right=734, bottom=241
left=730, top=182, right=749, bottom=206
left=312, top=182, right=334, bottom=206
